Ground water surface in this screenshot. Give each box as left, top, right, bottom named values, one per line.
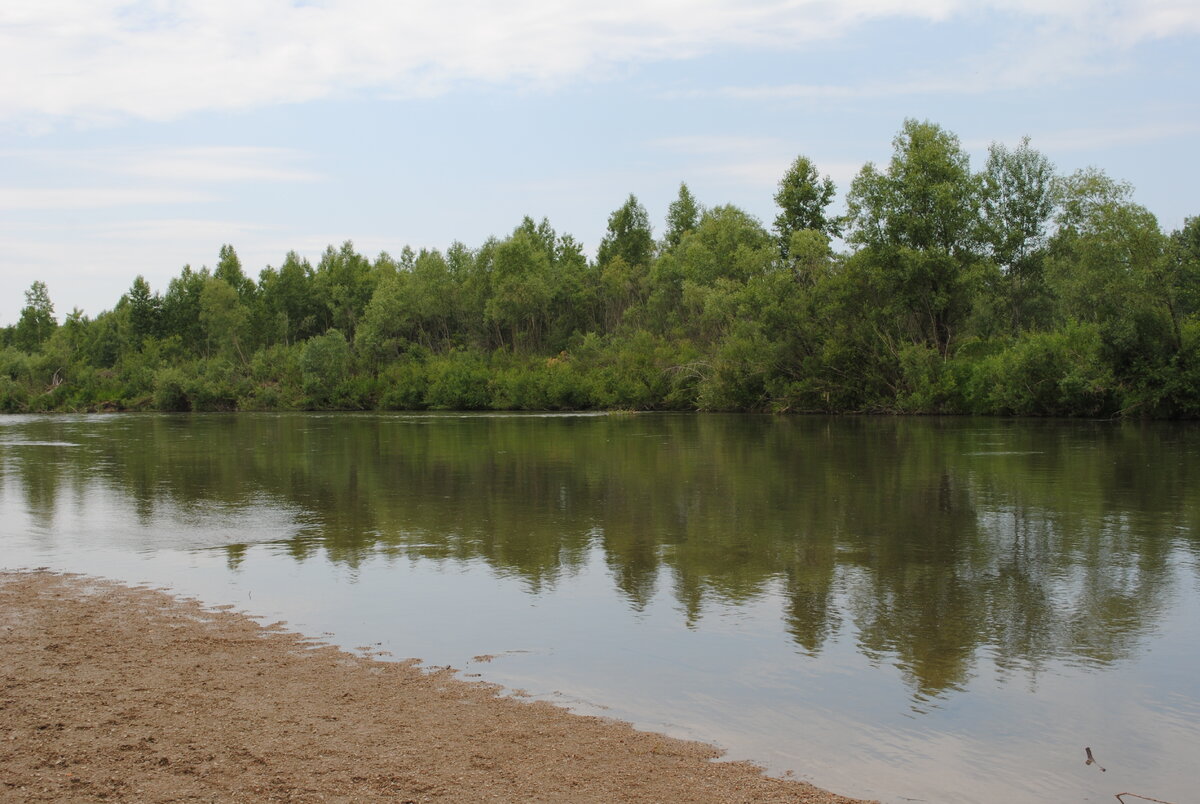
left=2, top=413, right=1197, bottom=803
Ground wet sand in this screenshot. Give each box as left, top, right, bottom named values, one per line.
left=0, top=570, right=875, bottom=803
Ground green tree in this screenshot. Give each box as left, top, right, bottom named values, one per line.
left=407, top=249, right=459, bottom=349
left=773, top=155, right=839, bottom=257
left=848, top=120, right=980, bottom=254
left=546, top=232, right=593, bottom=347
left=161, top=265, right=209, bottom=354
left=979, top=138, right=1055, bottom=272
left=57, top=308, right=90, bottom=360
left=486, top=226, right=554, bottom=351
left=259, top=251, right=320, bottom=346
left=598, top=194, right=654, bottom=268
left=459, top=237, right=498, bottom=347
left=313, top=241, right=375, bottom=339
left=664, top=182, right=701, bottom=250
left=596, top=257, right=643, bottom=333
left=787, top=229, right=835, bottom=287
left=978, top=137, right=1057, bottom=333
left=357, top=271, right=417, bottom=364
left=127, top=276, right=162, bottom=346
left=15, top=281, right=56, bottom=352
left=675, top=205, right=775, bottom=287
left=214, top=244, right=255, bottom=300
left=1046, top=169, right=1172, bottom=371
left=1167, top=216, right=1200, bottom=318
left=301, top=329, right=351, bottom=406
left=845, top=119, right=984, bottom=356
left=199, top=277, right=250, bottom=362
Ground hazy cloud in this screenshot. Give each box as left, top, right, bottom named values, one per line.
left=6, top=1, right=1193, bottom=123
left=651, top=135, right=861, bottom=190
left=710, top=21, right=1162, bottom=101
left=123, top=147, right=322, bottom=183
left=4, top=145, right=320, bottom=181
left=651, top=135, right=791, bottom=155
left=0, top=187, right=216, bottom=210
left=1002, top=122, right=1200, bottom=153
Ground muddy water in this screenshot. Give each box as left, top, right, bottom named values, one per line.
left=2, top=412, right=1198, bottom=803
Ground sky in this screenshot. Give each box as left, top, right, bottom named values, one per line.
left=2, top=0, right=1198, bottom=325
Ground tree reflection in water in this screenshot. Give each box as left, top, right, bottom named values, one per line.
left=5, top=412, right=1198, bottom=700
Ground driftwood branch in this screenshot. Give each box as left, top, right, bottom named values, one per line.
left=1115, top=794, right=1177, bottom=804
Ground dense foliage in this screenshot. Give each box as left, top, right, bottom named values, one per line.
left=4, top=120, right=1198, bottom=417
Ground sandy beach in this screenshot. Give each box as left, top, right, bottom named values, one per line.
left=0, top=570, right=875, bottom=803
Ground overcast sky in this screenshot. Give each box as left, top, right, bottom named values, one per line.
left=2, top=0, right=1198, bottom=325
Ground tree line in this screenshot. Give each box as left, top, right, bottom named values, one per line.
left=4, top=119, right=1199, bottom=417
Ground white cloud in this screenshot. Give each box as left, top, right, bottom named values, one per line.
left=695, top=0, right=1199, bottom=101
left=0, top=187, right=216, bottom=210
left=711, top=31, right=1117, bottom=101
left=1105, top=0, right=1200, bottom=43
left=124, top=147, right=321, bottom=183
left=650, top=135, right=861, bottom=190
left=968, top=122, right=1200, bottom=154
left=651, top=135, right=790, bottom=155
left=6, top=0, right=1193, bottom=123
left=0, top=146, right=319, bottom=217
left=4, top=145, right=320, bottom=182
left=88, top=217, right=278, bottom=244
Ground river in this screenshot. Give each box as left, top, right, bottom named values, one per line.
left=2, top=412, right=1197, bottom=803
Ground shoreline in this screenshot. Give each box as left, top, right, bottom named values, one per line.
left=0, top=570, right=876, bottom=803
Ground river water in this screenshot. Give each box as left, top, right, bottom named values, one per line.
left=2, top=412, right=1197, bottom=803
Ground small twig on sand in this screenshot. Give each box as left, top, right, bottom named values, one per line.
left=1085, top=747, right=1107, bottom=773
left=1115, top=794, right=1177, bottom=804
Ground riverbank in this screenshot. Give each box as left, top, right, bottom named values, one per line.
left=0, top=570, right=874, bottom=803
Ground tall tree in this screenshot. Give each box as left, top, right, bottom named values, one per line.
left=127, top=275, right=162, bottom=346
left=773, top=155, right=839, bottom=257
left=357, top=271, right=416, bottom=364
left=214, top=244, right=255, bottom=300
left=15, top=281, right=56, bottom=351
left=1046, top=169, right=1171, bottom=359
left=598, top=194, right=654, bottom=268
left=161, top=265, right=209, bottom=353
left=199, top=277, right=250, bottom=362
left=979, top=138, right=1055, bottom=272
left=486, top=227, right=554, bottom=351
left=314, top=241, right=375, bottom=340
left=259, top=251, right=320, bottom=345
left=978, top=137, right=1057, bottom=333
left=546, top=232, right=593, bottom=347
left=845, top=119, right=984, bottom=356
left=1167, top=216, right=1200, bottom=319
left=664, top=182, right=701, bottom=250
left=301, top=329, right=351, bottom=406
left=677, top=205, right=775, bottom=286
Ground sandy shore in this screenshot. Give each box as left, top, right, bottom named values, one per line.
left=0, top=570, right=875, bottom=803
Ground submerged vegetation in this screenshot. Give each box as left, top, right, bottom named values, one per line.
left=4, top=120, right=1199, bottom=416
